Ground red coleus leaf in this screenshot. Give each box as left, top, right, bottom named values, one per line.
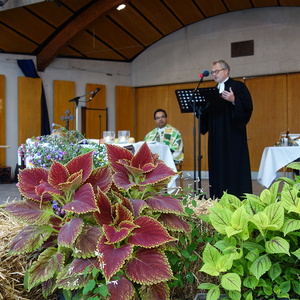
left=85, top=165, right=112, bottom=193
left=107, top=275, right=135, bottom=300
left=103, top=221, right=138, bottom=244
left=142, top=163, right=176, bottom=185
left=106, top=144, right=133, bottom=174
left=131, top=142, right=158, bottom=171
left=145, top=195, right=184, bottom=214
left=58, top=217, right=84, bottom=248
left=129, top=199, right=149, bottom=217
left=18, top=168, right=58, bottom=202
left=65, top=151, right=93, bottom=183
left=27, top=247, right=64, bottom=290
left=158, top=213, right=191, bottom=233
left=74, top=225, right=103, bottom=258
left=139, top=282, right=170, bottom=300
left=128, top=216, right=176, bottom=248
left=97, top=236, right=134, bottom=281
left=63, top=183, right=97, bottom=214
left=48, top=161, right=83, bottom=191
left=57, top=258, right=100, bottom=290
left=113, top=172, right=138, bottom=191
left=10, top=225, right=54, bottom=254
left=94, top=189, right=113, bottom=226
left=114, top=203, right=134, bottom=225
left=125, top=248, right=173, bottom=285
left=2, top=199, right=58, bottom=225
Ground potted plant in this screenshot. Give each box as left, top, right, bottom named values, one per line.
left=1, top=142, right=190, bottom=300
left=198, top=163, right=300, bottom=300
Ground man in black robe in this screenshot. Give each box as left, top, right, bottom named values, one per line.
left=200, top=60, right=253, bottom=199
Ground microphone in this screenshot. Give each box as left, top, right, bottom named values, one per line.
left=90, top=87, right=100, bottom=99
left=199, top=70, right=210, bottom=78
left=69, top=96, right=80, bottom=102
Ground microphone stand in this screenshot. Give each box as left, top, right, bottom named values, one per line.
left=68, top=88, right=100, bottom=131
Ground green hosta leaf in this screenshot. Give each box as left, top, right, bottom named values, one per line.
left=10, top=225, right=54, bottom=254
left=107, top=275, right=135, bottom=300
left=267, top=263, right=281, bottom=281
left=221, top=273, right=241, bottom=291
left=202, top=243, right=220, bottom=265
left=209, top=206, right=232, bottom=234
left=264, top=202, right=284, bottom=230
left=243, top=275, right=258, bottom=289
left=249, top=254, right=272, bottom=279
left=27, top=247, right=64, bottom=290
left=126, top=248, right=173, bottom=285
left=282, top=218, right=300, bottom=235
left=128, top=216, right=176, bottom=247
left=265, top=236, right=290, bottom=255
left=58, top=217, right=84, bottom=248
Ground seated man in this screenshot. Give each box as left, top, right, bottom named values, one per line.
left=144, top=109, right=184, bottom=164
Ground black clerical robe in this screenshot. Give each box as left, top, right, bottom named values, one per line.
left=200, top=77, right=253, bottom=199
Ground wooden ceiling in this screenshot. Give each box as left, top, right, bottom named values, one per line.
left=0, top=0, right=298, bottom=71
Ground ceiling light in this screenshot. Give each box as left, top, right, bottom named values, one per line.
left=117, top=4, right=126, bottom=10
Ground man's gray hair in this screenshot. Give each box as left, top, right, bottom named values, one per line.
left=213, top=60, right=230, bottom=74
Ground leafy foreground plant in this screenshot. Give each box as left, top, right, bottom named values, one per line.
left=1, top=142, right=190, bottom=300
left=199, top=170, right=300, bottom=300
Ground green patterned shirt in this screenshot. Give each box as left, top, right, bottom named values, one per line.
left=144, top=124, right=184, bottom=163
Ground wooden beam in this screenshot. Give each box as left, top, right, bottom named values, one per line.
left=37, top=0, right=128, bottom=71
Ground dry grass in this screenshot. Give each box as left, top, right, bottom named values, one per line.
left=0, top=208, right=58, bottom=300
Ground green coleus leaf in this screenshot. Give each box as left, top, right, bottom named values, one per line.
left=27, top=247, right=64, bottom=290
left=263, top=202, right=284, bottom=230
left=206, top=285, right=221, bottom=300
left=97, top=235, right=134, bottom=281
left=63, top=183, right=97, bottom=214
left=216, top=254, right=234, bottom=273
left=74, top=225, right=103, bottom=258
left=291, top=248, right=300, bottom=259
left=282, top=218, right=300, bottom=235
left=202, top=243, right=221, bottom=265
left=221, top=273, right=241, bottom=291
left=200, top=263, right=220, bottom=276
left=265, top=236, right=290, bottom=255
left=281, top=185, right=300, bottom=213
left=209, top=206, right=232, bottom=235
left=249, top=254, right=272, bottom=279
left=145, top=195, right=184, bottom=214
left=41, top=277, right=57, bottom=299
left=107, top=275, right=135, bottom=300
left=139, top=281, right=170, bottom=300
left=58, top=217, right=84, bottom=248
left=268, top=263, right=281, bottom=281
left=10, top=225, right=54, bottom=254
left=1, top=199, right=57, bottom=225
left=243, top=275, right=258, bottom=289
left=158, top=213, right=191, bottom=233
left=128, top=216, right=176, bottom=247
left=126, top=248, right=173, bottom=285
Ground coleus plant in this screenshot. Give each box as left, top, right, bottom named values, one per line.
left=1, top=142, right=190, bottom=300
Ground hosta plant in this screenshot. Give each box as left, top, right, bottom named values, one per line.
left=199, top=165, right=300, bottom=300
left=1, top=142, right=190, bottom=300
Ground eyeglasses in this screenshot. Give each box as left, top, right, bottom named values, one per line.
left=210, top=69, right=225, bottom=75
left=155, top=116, right=166, bottom=120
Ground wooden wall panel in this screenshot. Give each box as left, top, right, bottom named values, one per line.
left=18, top=77, right=42, bottom=145
left=287, top=73, right=300, bottom=134
left=0, top=75, right=5, bottom=166
left=116, top=86, right=135, bottom=138
left=246, top=75, right=287, bottom=170
left=53, top=80, right=75, bottom=130
left=82, top=84, right=107, bottom=139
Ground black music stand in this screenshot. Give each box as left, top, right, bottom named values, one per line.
left=175, top=87, right=219, bottom=194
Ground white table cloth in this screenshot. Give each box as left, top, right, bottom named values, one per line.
left=257, top=146, right=300, bottom=188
